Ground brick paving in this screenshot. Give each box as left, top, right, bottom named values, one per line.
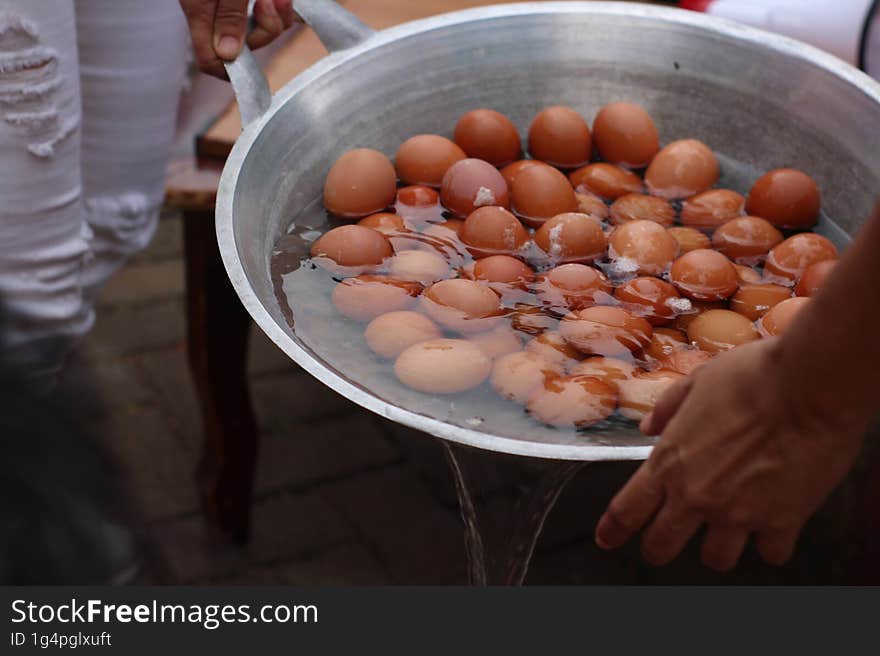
left=56, top=211, right=871, bottom=585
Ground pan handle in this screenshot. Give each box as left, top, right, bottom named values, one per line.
left=225, top=0, right=376, bottom=129
left=294, top=0, right=376, bottom=52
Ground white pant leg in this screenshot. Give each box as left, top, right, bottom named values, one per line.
left=0, top=1, right=91, bottom=382
left=75, top=0, right=189, bottom=301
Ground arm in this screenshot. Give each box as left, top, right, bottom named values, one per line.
left=777, top=204, right=880, bottom=428
left=595, top=203, right=880, bottom=571
left=179, top=0, right=298, bottom=78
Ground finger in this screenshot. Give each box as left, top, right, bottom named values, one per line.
left=275, top=0, right=299, bottom=28
left=700, top=525, right=749, bottom=572
left=755, top=528, right=799, bottom=566
left=255, top=0, right=283, bottom=31
left=639, top=501, right=702, bottom=566
left=248, top=0, right=283, bottom=49
left=247, top=27, right=275, bottom=51
left=640, top=375, right=694, bottom=436
left=181, top=0, right=227, bottom=77
left=214, top=0, right=250, bottom=61
left=595, top=463, right=664, bottom=550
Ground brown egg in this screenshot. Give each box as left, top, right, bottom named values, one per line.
left=525, top=330, right=584, bottom=369
left=592, top=102, right=660, bottom=168
left=712, top=215, right=784, bottom=263
left=358, top=213, right=407, bottom=235
left=796, top=259, right=837, bottom=297
left=461, top=255, right=535, bottom=289
left=526, top=376, right=617, bottom=427
left=644, top=327, right=689, bottom=360
left=645, top=139, right=719, bottom=199
left=332, top=275, right=421, bottom=322
left=454, top=109, right=521, bottom=167
left=764, top=233, right=839, bottom=284
left=469, top=326, right=522, bottom=360
left=618, top=370, right=685, bottom=422
left=500, top=159, right=550, bottom=188
left=491, top=351, right=564, bottom=404
left=667, top=226, right=711, bottom=254
left=534, top=263, right=613, bottom=313
left=659, top=348, right=713, bottom=375
left=614, top=276, right=683, bottom=325
left=510, top=304, right=557, bottom=336
left=469, top=255, right=535, bottom=290
left=687, top=309, right=760, bottom=354
left=395, top=186, right=442, bottom=224
left=364, top=311, right=442, bottom=359
left=421, top=279, right=503, bottom=333
left=527, top=106, right=592, bottom=168
left=534, top=213, right=608, bottom=264
left=460, top=206, right=529, bottom=258
left=730, top=284, right=792, bottom=321
left=511, top=164, right=578, bottom=228
left=747, top=168, right=821, bottom=229
left=440, top=158, right=510, bottom=218
left=568, top=163, right=644, bottom=200
left=395, top=135, right=466, bottom=188
left=669, top=249, right=738, bottom=301
left=569, top=356, right=638, bottom=391
left=609, top=193, right=676, bottom=227
left=734, top=264, right=763, bottom=285
left=758, top=296, right=809, bottom=336
left=324, top=149, right=398, bottom=218
left=608, top=220, right=678, bottom=276
left=388, top=250, right=451, bottom=284
left=397, top=185, right=439, bottom=208
left=559, top=306, right=653, bottom=357
left=394, top=338, right=491, bottom=394
left=680, top=189, right=746, bottom=229
left=576, top=193, right=611, bottom=220
left=673, top=300, right=727, bottom=332
left=310, top=225, right=393, bottom=272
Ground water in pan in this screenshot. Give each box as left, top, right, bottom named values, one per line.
left=270, top=151, right=849, bottom=448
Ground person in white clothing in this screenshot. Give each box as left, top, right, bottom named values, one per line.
left=0, top=1, right=189, bottom=384
left=0, top=0, right=294, bottom=386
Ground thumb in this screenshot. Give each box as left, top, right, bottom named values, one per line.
left=213, top=0, right=250, bottom=61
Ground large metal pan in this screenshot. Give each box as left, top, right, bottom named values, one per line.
left=216, top=0, right=880, bottom=461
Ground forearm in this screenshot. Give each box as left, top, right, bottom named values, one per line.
left=775, top=203, right=880, bottom=427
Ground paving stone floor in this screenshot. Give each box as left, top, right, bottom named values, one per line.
left=55, top=211, right=873, bottom=585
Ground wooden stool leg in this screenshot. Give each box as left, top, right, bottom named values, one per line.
left=182, top=209, right=258, bottom=544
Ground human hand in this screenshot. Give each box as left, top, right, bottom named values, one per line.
left=594, top=338, right=868, bottom=572
left=179, top=0, right=299, bottom=77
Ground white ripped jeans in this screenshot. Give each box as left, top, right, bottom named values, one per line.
left=0, top=1, right=189, bottom=382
